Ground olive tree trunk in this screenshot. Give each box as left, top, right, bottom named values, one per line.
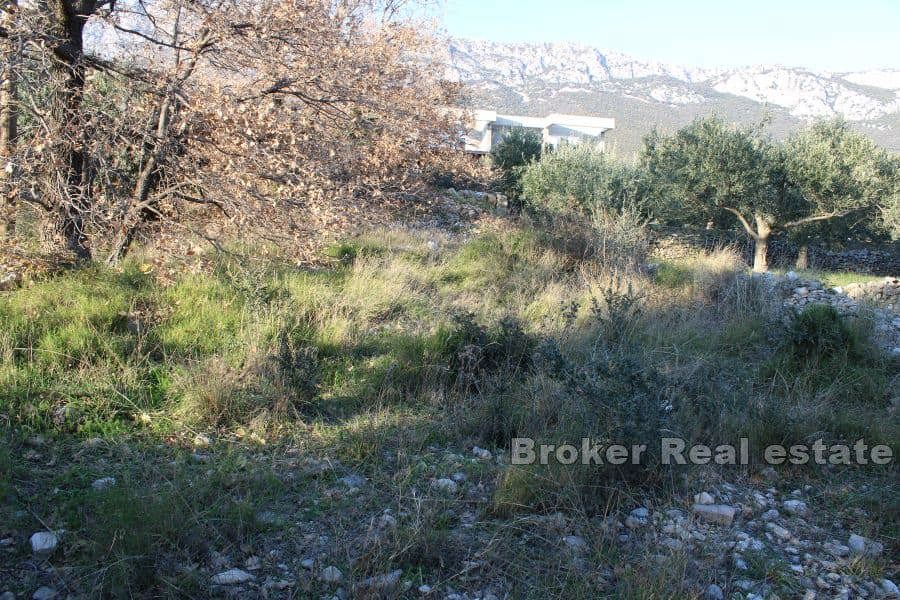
left=751, top=214, right=772, bottom=273
left=795, top=244, right=809, bottom=269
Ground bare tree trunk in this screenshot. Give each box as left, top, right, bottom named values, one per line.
left=56, top=61, right=91, bottom=259
left=49, top=0, right=95, bottom=260
left=795, top=244, right=809, bottom=270
left=106, top=89, right=175, bottom=263
left=752, top=215, right=772, bottom=273
left=0, top=0, right=18, bottom=239
left=753, top=235, right=769, bottom=272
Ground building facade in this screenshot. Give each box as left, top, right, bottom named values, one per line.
left=463, top=110, right=615, bottom=154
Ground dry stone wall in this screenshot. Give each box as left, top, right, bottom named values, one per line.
left=649, top=227, right=900, bottom=276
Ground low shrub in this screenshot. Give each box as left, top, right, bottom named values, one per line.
left=786, top=304, right=862, bottom=362
left=521, top=144, right=650, bottom=217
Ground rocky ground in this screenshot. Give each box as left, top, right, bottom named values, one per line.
left=4, top=434, right=898, bottom=599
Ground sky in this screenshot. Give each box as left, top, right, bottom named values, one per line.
left=437, top=0, right=900, bottom=72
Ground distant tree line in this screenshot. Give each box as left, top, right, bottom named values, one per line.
left=493, top=117, right=899, bottom=271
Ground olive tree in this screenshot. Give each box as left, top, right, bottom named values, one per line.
left=882, top=192, right=900, bottom=240
left=642, top=117, right=782, bottom=271
left=642, top=117, right=884, bottom=272
left=784, top=120, right=898, bottom=265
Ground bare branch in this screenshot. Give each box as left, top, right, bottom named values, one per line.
left=782, top=208, right=861, bottom=229
left=722, top=206, right=759, bottom=239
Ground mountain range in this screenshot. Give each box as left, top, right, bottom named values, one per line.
left=442, top=39, right=900, bottom=156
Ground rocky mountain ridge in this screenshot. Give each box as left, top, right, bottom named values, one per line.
left=443, top=39, right=900, bottom=154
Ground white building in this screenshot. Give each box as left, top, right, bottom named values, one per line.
left=463, top=110, right=615, bottom=154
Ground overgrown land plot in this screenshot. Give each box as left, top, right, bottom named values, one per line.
left=1, top=217, right=897, bottom=598
left=0, top=1, right=898, bottom=598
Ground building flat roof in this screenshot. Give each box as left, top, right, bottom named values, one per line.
left=451, top=108, right=615, bottom=131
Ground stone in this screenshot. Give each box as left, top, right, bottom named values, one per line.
left=766, top=522, right=792, bottom=540
left=1, top=592, right=14, bottom=600
left=880, top=579, right=899, bottom=596
left=320, top=566, right=343, bottom=583
left=356, top=570, right=402, bottom=593
left=783, top=499, right=808, bottom=516
left=866, top=540, right=884, bottom=557
left=255, top=510, right=279, bottom=525
left=630, top=507, right=649, bottom=519
left=761, top=509, right=780, bottom=521
left=625, top=506, right=650, bottom=529
left=339, top=474, right=366, bottom=488
left=91, top=477, right=117, bottom=491
left=0, top=271, right=22, bottom=291
left=378, top=513, right=398, bottom=530
left=694, top=492, right=715, bottom=505
left=431, top=478, right=458, bottom=494
left=472, top=446, right=492, bottom=460
left=300, top=558, right=315, bottom=569
left=705, top=583, right=725, bottom=600
left=563, top=535, right=587, bottom=551
left=824, top=542, right=850, bottom=557
left=759, top=466, right=778, bottom=482
left=692, top=504, right=736, bottom=526
left=418, top=584, right=433, bottom=594
left=30, top=531, right=58, bottom=556
left=211, top=568, right=255, bottom=585
left=32, top=588, right=56, bottom=600
left=193, top=433, right=212, bottom=448
left=625, top=512, right=647, bottom=528
left=735, top=536, right=764, bottom=553
left=848, top=534, right=867, bottom=556
left=661, top=538, right=683, bottom=551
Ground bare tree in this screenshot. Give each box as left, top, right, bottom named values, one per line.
left=44, top=0, right=116, bottom=258
left=3, top=0, right=465, bottom=261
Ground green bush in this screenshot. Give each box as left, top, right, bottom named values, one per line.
left=787, top=304, right=860, bottom=362
left=766, top=304, right=889, bottom=407
left=520, top=144, right=649, bottom=217
left=490, top=128, right=543, bottom=200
